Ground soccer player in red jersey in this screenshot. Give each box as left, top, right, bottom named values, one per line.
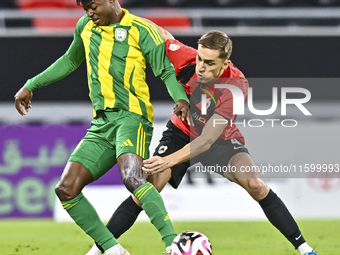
left=87, top=24, right=318, bottom=255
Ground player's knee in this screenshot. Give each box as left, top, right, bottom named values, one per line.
left=246, top=179, right=268, bottom=201
left=122, top=175, right=145, bottom=193
left=147, top=173, right=169, bottom=192
left=55, top=182, right=78, bottom=201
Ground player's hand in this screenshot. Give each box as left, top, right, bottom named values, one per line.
left=14, top=86, right=33, bottom=116
left=142, top=156, right=171, bottom=175
left=173, top=99, right=194, bottom=126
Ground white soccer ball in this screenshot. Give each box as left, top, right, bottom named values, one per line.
left=170, top=230, right=213, bottom=255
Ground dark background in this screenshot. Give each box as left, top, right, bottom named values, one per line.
left=3, top=36, right=340, bottom=102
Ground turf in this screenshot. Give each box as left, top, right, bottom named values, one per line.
left=0, top=219, right=338, bottom=254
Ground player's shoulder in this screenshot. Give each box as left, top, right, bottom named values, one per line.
left=129, top=15, right=164, bottom=44
left=165, top=39, right=197, bottom=75
left=165, top=39, right=197, bottom=54
left=228, top=61, right=246, bottom=79
left=219, top=62, right=248, bottom=93
left=165, top=39, right=197, bottom=64
left=119, top=9, right=155, bottom=33
left=130, top=14, right=157, bottom=32
left=75, top=15, right=91, bottom=33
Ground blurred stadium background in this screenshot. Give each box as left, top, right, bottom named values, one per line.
left=0, top=0, right=340, bottom=254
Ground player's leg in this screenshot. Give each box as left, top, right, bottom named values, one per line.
left=89, top=169, right=172, bottom=255
left=225, top=152, right=269, bottom=200
left=111, top=168, right=172, bottom=237
left=132, top=168, right=172, bottom=205
left=118, top=152, right=177, bottom=247
left=112, top=113, right=177, bottom=248
left=57, top=112, right=130, bottom=255
left=226, top=152, right=315, bottom=255
left=55, top=161, right=126, bottom=255
left=89, top=121, right=191, bottom=254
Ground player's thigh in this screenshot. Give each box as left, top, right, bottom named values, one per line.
left=197, top=139, right=249, bottom=178
left=224, top=152, right=260, bottom=180
left=114, top=111, right=153, bottom=160
left=69, top=138, right=117, bottom=182
left=226, top=152, right=269, bottom=200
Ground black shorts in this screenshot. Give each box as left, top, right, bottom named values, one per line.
left=153, top=121, right=249, bottom=189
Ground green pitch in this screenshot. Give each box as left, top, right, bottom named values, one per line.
left=0, top=219, right=338, bottom=254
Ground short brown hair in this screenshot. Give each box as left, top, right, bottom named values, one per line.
left=198, top=31, right=232, bottom=60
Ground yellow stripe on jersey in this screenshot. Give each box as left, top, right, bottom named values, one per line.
left=136, top=123, right=142, bottom=156
left=136, top=122, right=146, bottom=158
left=132, top=18, right=163, bottom=46
left=139, top=127, right=144, bottom=157
left=142, top=127, right=146, bottom=158
left=81, top=22, right=94, bottom=102
left=98, top=28, right=116, bottom=109
left=124, top=26, right=143, bottom=116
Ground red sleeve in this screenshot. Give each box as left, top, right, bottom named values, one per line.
left=165, top=39, right=197, bottom=75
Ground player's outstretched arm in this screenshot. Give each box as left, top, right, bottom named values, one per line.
left=14, top=86, right=33, bottom=116
left=143, top=113, right=229, bottom=175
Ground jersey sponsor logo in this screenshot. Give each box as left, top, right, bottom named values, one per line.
left=158, top=145, right=168, bottom=154
left=120, top=139, right=134, bottom=147
left=169, top=43, right=180, bottom=51
left=192, top=111, right=207, bottom=125
left=115, top=28, right=127, bottom=42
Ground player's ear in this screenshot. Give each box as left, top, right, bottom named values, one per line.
left=222, top=59, right=231, bottom=71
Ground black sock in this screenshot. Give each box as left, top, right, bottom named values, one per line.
left=259, top=189, right=306, bottom=249
left=95, top=196, right=143, bottom=252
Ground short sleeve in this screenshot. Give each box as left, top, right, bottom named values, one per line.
left=165, top=39, right=197, bottom=75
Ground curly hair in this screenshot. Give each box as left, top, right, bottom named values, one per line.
left=76, top=0, right=93, bottom=6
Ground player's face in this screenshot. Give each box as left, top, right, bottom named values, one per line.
left=82, top=0, right=119, bottom=26
left=196, top=45, right=230, bottom=85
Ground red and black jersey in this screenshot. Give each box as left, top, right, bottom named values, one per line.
left=165, top=39, right=248, bottom=145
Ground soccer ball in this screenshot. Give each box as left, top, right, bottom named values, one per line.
left=170, top=230, right=213, bottom=255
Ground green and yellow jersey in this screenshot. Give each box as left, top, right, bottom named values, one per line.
left=25, top=9, right=188, bottom=123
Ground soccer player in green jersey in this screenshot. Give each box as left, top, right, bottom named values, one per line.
left=14, top=1, right=191, bottom=254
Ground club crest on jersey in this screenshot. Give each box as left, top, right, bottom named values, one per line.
left=158, top=145, right=168, bottom=154
left=115, top=28, right=127, bottom=42
left=169, top=44, right=180, bottom=51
